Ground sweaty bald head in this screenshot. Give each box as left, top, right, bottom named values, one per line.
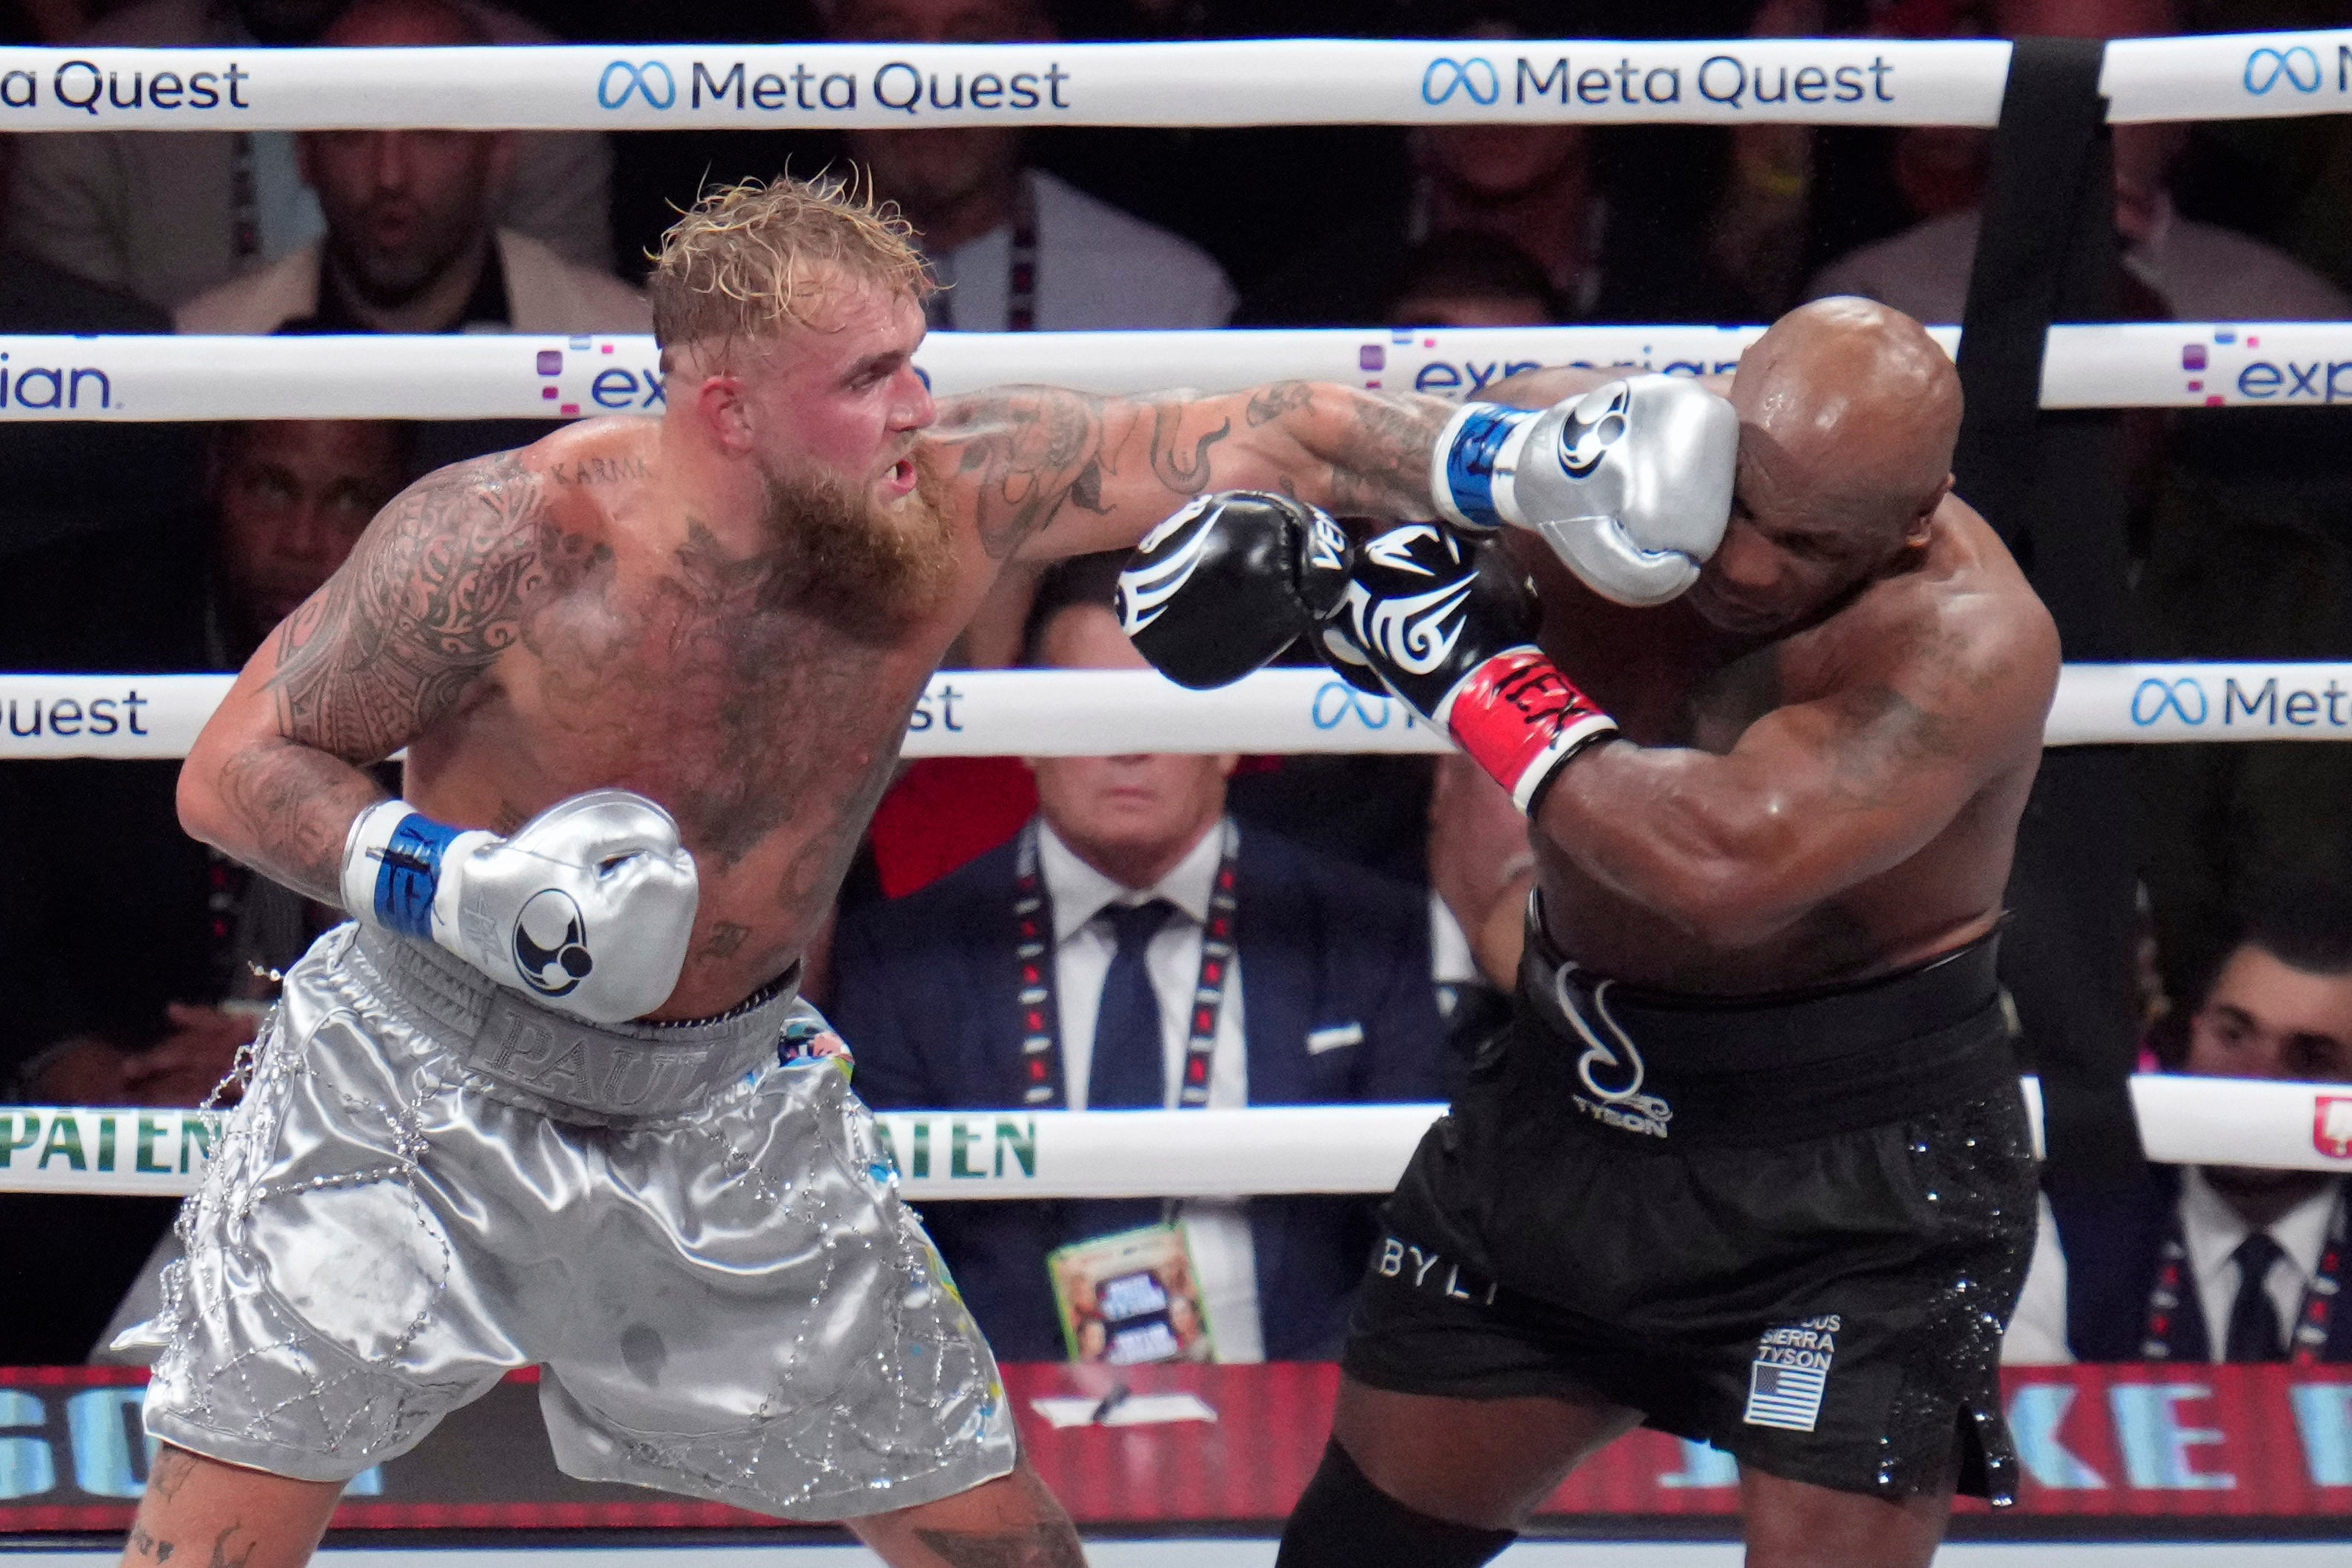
left=1733, top=297, right=1961, bottom=539
left=1685, top=299, right=1962, bottom=634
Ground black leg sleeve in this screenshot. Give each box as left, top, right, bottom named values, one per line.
left=1275, top=1439, right=1520, bottom=1568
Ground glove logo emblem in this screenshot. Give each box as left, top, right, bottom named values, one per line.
left=1306, top=511, right=1349, bottom=574
left=1345, top=577, right=1473, bottom=677
left=1558, top=385, right=1631, bottom=479
left=1361, top=523, right=1461, bottom=577
left=1117, top=497, right=1220, bottom=636
left=514, top=889, right=595, bottom=1000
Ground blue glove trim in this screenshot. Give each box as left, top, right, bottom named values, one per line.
left=1442, top=405, right=1531, bottom=530
left=376, top=812, right=462, bottom=941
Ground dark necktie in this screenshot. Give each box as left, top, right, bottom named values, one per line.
left=1086, top=900, right=1176, bottom=1110
left=2225, top=1232, right=2289, bottom=1363
left=1063, top=900, right=1178, bottom=1246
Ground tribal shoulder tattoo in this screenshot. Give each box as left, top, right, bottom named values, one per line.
left=265, top=452, right=583, bottom=759
left=215, top=453, right=591, bottom=902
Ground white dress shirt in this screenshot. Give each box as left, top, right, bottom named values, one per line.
left=1809, top=196, right=2352, bottom=327
left=2003, top=1171, right=2345, bottom=1365
left=2178, top=1167, right=2339, bottom=1361
left=1035, top=818, right=1265, bottom=1362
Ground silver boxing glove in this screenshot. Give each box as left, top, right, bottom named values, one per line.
left=342, top=788, right=700, bottom=1023
left=1429, top=373, right=1738, bottom=608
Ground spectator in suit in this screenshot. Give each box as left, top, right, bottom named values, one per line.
left=173, top=0, right=648, bottom=336
left=1809, top=0, right=2351, bottom=325
left=1, top=418, right=408, bottom=1108
left=4, top=0, right=616, bottom=313
left=0, top=133, right=205, bottom=560
left=1238, top=7, right=1738, bottom=328
left=2005, top=881, right=2352, bottom=1364
left=0, top=418, right=406, bottom=1366
left=1385, top=229, right=1561, bottom=328
left=829, top=559, right=1449, bottom=1363
left=834, top=0, right=1238, bottom=330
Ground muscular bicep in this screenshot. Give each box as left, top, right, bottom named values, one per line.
left=1538, top=617, right=2055, bottom=941
left=1711, top=680, right=1999, bottom=881
left=256, top=451, right=565, bottom=761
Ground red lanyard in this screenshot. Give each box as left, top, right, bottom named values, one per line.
left=2141, top=1187, right=2345, bottom=1364
left=1011, top=820, right=1238, bottom=1109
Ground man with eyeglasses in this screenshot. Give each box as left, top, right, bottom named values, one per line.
left=2006, top=880, right=2352, bottom=1365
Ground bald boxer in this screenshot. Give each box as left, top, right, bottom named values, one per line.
left=130, top=175, right=1724, bottom=1568
left=1123, top=299, right=2059, bottom=1568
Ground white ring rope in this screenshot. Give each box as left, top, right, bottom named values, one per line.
left=4, top=1075, right=2347, bottom=1197
left=0, top=33, right=2335, bottom=132
left=0, top=322, right=2339, bottom=419
left=0, top=665, right=2345, bottom=761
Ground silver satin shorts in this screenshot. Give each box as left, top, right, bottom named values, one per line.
left=130, top=924, right=1015, bottom=1520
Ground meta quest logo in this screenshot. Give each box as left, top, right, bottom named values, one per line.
left=2127, top=672, right=2352, bottom=734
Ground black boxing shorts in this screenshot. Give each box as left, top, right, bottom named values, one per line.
left=1343, top=918, right=2038, bottom=1505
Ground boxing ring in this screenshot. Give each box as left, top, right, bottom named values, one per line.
left=5, top=23, right=2352, bottom=1566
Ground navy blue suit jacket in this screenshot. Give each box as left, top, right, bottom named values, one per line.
left=829, top=821, right=1447, bottom=1361
left=2047, top=1166, right=2352, bottom=1361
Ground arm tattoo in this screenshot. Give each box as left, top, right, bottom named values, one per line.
left=214, top=742, right=379, bottom=904
left=911, top=1525, right=1086, bottom=1568
left=1243, top=379, right=1314, bottom=427
left=931, top=382, right=1447, bottom=559
left=932, top=388, right=1107, bottom=559
left=267, top=453, right=564, bottom=759
left=206, top=1525, right=257, bottom=1568
left=211, top=454, right=579, bottom=901
left=1146, top=401, right=1229, bottom=491
left=1323, top=393, right=1452, bottom=516
left=931, top=387, right=1229, bottom=559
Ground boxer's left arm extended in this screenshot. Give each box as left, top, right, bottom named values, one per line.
left=926, top=382, right=1455, bottom=562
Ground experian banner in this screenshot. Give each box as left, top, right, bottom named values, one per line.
left=23, top=325, right=2352, bottom=422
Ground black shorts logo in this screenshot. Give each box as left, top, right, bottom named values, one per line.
left=1745, top=1314, right=1841, bottom=1432
left=1553, top=967, right=1673, bottom=1137
left=1372, top=1236, right=1497, bottom=1307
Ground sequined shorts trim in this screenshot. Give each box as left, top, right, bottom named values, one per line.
left=130, top=926, right=1016, bottom=1519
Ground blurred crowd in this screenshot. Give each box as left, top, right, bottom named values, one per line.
left=2, top=0, right=2351, bottom=1372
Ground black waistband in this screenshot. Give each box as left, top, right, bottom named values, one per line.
left=1521, top=920, right=2004, bottom=1069
left=1511, top=921, right=2016, bottom=1143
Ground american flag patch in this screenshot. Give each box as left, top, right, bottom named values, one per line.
left=1742, top=1315, right=1840, bottom=1432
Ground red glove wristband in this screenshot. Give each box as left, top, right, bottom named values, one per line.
left=1441, top=648, right=1618, bottom=812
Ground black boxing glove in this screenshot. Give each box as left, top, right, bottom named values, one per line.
left=1334, top=523, right=1618, bottom=812
left=1115, top=491, right=1355, bottom=690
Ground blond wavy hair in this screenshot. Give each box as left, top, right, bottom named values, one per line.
left=648, top=175, right=931, bottom=353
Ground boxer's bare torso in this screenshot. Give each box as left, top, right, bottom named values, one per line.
left=1495, top=348, right=2059, bottom=997
left=1520, top=500, right=2050, bottom=994
left=345, top=420, right=995, bottom=1018
left=184, top=320, right=1452, bottom=1019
